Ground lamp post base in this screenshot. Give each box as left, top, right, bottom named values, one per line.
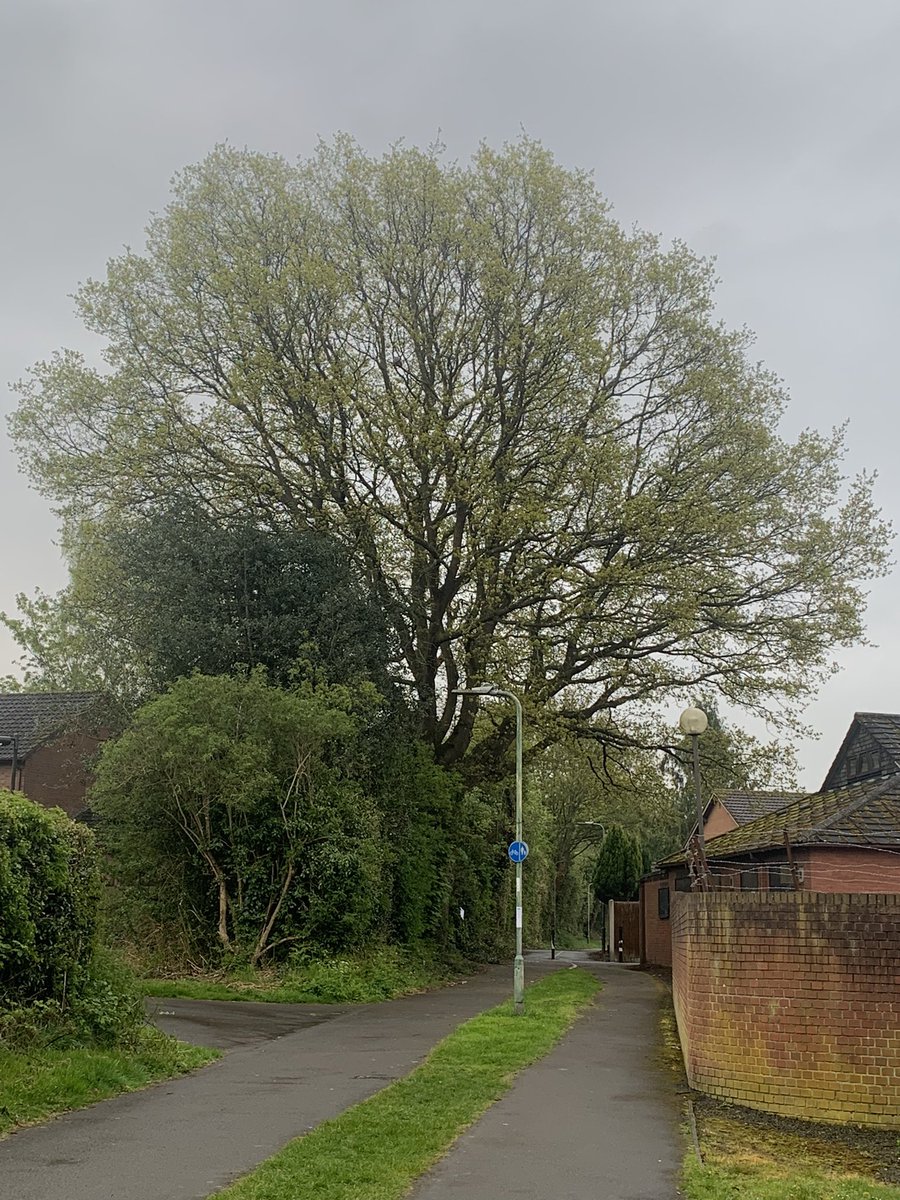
left=514, top=954, right=525, bottom=1015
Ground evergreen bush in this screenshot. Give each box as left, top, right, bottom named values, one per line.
left=0, top=791, right=99, bottom=1009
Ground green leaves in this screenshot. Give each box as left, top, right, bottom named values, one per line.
left=90, top=672, right=386, bottom=964
left=9, top=136, right=891, bottom=765
left=592, top=825, right=643, bottom=904
left=0, top=792, right=99, bottom=1008
left=1, top=505, right=396, bottom=709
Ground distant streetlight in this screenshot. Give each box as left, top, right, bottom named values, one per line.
left=576, top=820, right=606, bottom=839
left=679, top=707, right=709, bottom=890
left=453, top=684, right=525, bottom=1014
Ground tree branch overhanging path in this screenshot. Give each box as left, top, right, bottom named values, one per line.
left=11, top=137, right=891, bottom=765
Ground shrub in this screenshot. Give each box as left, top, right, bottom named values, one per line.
left=0, top=791, right=99, bottom=1008
left=92, top=672, right=389, bottom=966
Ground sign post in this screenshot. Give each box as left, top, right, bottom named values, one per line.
left=452, top=684, right=526, bottom=1014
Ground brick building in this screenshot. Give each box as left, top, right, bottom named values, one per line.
left=641, top=712, right=900, bottom=968
left=699, top=788, right=805, bottom=840
left=0, top=692, right=107, bottom=819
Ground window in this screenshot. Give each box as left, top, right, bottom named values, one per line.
left=740, top=869, right=759, bottom=891
left=768, top=865, right=793, bottom=891
left=658, top=886, right=670, bottom=920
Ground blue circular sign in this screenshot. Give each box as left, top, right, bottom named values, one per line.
left=508, top=840, right=529, bottom=863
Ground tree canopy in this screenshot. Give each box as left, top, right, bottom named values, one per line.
left=591, top=825, right=643, bottom=904
left=91, top=672, right=386, bottom=965
left=90, top=671, right=510, bottom=964
left=2, top=504, right=395, bottom=706
left=11, top=137, right=890, bottom=764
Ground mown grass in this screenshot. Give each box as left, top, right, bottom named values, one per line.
left=679, top=1054, right=900, bottom=1199
left=212, top=967, right=599, bottom=1200
left=142, top=947, right=457, bottom=1005
left=683, top=1156, right=900, bottom=1199
left=0, top=1026, right=218, bottom=1137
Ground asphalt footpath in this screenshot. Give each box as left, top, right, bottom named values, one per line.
left=0, top=955, right=682, bottom=1200
left=0, top=962, right=521, bottom=1200
left=410, top=956, right=683, bottom=1200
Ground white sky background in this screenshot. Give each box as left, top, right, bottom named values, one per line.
left=1, top=0, right=898, bottom=787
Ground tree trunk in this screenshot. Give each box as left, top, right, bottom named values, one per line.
left=250, top=864, right=295, bottom=968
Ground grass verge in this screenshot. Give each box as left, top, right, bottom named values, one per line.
left=0, top=1026, right=218, bottom=1137
left=683, top=1154, right=900, bottom=1199
left=213, top=966, right=599, bottom=1200
left=142, top=948, right=460, bottom=1005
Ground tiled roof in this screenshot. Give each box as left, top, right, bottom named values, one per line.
left=717, top=790, right=805, bottom=825
left=0, top=693, right=103, bottom=762
left=821, top=712, right=900, bottom=790
left=660, top=773, right=900, bottom=866
left=855, top=712, right=900, bottom=763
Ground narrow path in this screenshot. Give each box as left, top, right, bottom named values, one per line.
left=144, top=994, right=356, bottom=1048
left=410, top=957, right=683, bottom=1200
left=0, top=962, right=530, bottom=1200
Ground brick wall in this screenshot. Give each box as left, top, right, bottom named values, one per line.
left=641, top=875, right=673, bottom=968
left=672, top=892, right=900, bottom=1127
left=804, top=847, right=900, bottom=893
left=11, top=732, right=105, bottom=818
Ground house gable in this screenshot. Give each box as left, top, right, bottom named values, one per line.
left=703, top=800, right=739, bottom=840
left=821, top=712, right=900, bottom=791
left=697, top=790, right=803, bottom=843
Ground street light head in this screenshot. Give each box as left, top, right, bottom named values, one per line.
left=679, top=706, right=709, bottom=736
left=452, top=684, right=504, bottom=697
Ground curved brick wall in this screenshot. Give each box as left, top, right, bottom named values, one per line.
left=671, top=892, right=900, bottom=1127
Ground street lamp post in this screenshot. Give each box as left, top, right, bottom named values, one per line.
left=453, top=684, right=525, bottom=1014
left=576, top=820, right=606, bottom=838
left=679, top=707, right=709, bottom=890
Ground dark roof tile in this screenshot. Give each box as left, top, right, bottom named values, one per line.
left=0, top=693, right=103, bottom=762
left=821, top=712, right=900, bottom=790
left=660, top=773, right=900, bottom=866
left=717, top=790, right=805, bottom=825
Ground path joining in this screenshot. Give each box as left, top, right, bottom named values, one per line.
left=0, top=964, right=517, bottom=1200
left=411, top=955, right=683, bottom=1200
left=0, top=955, right=682, bottom=1200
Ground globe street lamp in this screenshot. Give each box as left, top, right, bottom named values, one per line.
left=679, top=706, right=709, bottom=890
left=453, top=683, right=525, bottom=1014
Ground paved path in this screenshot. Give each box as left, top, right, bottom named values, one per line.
left=0, top=956, right=682, bottom=1200
left=0, top=963, right=522, bottom=1200
left=144, top=995, right=356, bottom=1049
left=411, top=956, right=683, bottom=1200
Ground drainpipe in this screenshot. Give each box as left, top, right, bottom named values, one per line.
left=0, top=737, right=20, bottom=791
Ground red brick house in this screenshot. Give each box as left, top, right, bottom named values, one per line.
left=699, top=788, right=805, bottom=840
left=641, top=712, right=900, bottom=967
left=0, top=692, right=108, bottom=820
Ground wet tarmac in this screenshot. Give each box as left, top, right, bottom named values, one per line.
left=144, top=995, right=353, bottom=1049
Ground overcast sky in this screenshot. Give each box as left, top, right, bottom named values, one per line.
left=1, top=0, right=898, bottom=786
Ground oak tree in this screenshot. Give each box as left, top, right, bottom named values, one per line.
left=11, top=139, right=890, bottom=765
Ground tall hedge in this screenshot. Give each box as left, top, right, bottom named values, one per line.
left=0, top=791, right=99, bottom=1007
